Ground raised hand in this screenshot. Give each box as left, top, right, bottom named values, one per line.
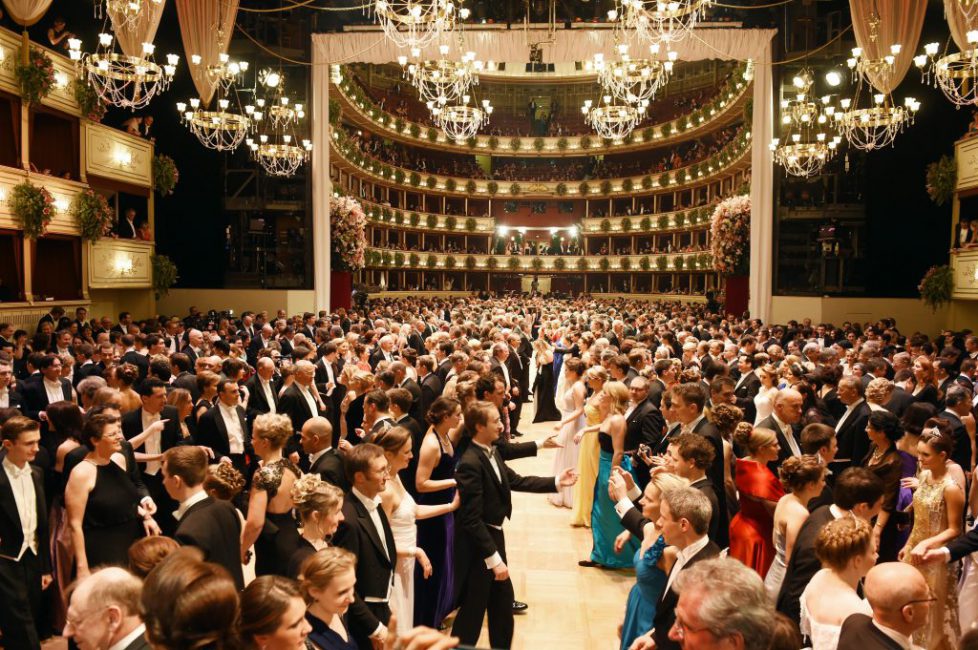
left=558, top=467, right=579, bottom=487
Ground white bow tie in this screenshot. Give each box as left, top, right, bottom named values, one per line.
left=6, top=463, right=30, bottom=480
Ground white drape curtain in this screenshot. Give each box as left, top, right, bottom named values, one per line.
left=946, top=0, right=978, bottom=52
left=175, top=0, right=240, bottom=106
left=849, top=0, right=926, bottom=94
left=1, top=0, right=51, bottom=27
left=109, top=0, right=167, bottom=59
left=312, top=28, right=776, bottom=317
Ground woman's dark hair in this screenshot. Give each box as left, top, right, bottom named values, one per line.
left=901, top=402, right=937, bottom=436
left=141, top=548, right=241, bottom=650
left=115, top=363, right=139, bottom=388
left=46, top=400, right=83, bottom=441
left=80, top=411, right=118, bottom=451
left=239, top=576, right=303, bottom=647
left=426, top=396, right=460, bottom=426
left=128, top=536, right=181, bottom=579
left=920, top=418, right=954, bottom=458
left=868, top=410, right=904, bottom=444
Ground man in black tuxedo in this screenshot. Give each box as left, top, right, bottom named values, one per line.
left=245, top=357, right=280, bottom=421
left=940, top=385, right=973, bottom=472
left=195, top=379, right=251, bottom=477
left=408, top=320, right=427, bottom=356
left=170, top=353, right=198, bottom=400
left=64, top=567, right=149, bottom=650
left=732, top=353, right=761, bottom=423
left=490, top=342, right=522, bottom=438
left=163, top=446, right=244, bottom=590
left=387, top=388, right=424, bottom=497
left=624, top=377, right=665, bottom=489
left=315, top=342, right=345, bottom=432
left=0, top=417, right=51, bottom=650
left=884, top=372, right=915, bottom=417
left=0, top=358, right=23, bottom=410
left=832, top=377, right=872, bottom=473
left=434, top=341, right=453, bottom=383
left=247, top=324, right=274, bottom=366
left=451, top=401, right=577, bottom=649
left=664, top=433, right=724, bottom=543
left=122, top=378, right=187, bottom=535
left=632, top=487, right=721, bottom=650
left=20, top=353, right=72, bottom=421
left=838, top=563, right=930, bottom=650
left=332, top=444, right=398, bottom=650
left=300, top=417, right=349, bottom=491
left=119, top=334, right=149, bottom=383
left=391, top=361, right=423, bottom=425
left=756, top=388, right=804, bottom=473
left=417, top=355, right=443, bottom=425
left=35, top=306, right=67, bottom=333
left=369, top=335, right=397, bottom=370
left=648, top=359, right=674, bottom=409
left=73, top=343, right=103, bottom=387
left=277, top=360, right=327, bottom=454
left=777, top=467, right=883, bottom=624
left=801, top=423, right=839, bottom=511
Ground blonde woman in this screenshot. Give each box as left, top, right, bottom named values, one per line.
left=753, top=364, right=779, bottom=425
left=288, top=474, right=345, bottom=579
left=729, top=424, right=784, bottom=578
left=581, top=381, right=638, bottom=569
left=299, top=547, right=359, bottom=650
left=570, top=364, right=609, bottom=527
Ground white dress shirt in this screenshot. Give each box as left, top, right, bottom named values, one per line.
left=298, top=383, right=320, bottom=416
left=43, top=378, right=64, bottom=405
left=0, top=387, right=8, bottom=408
left=835, top=398, right=865, bottom=433
left=141, top=409, right=162, bottom=475
left=2, top=457, right=37, bottom=559
left=772, top=412, right=802, bottom=457
left=173, top=489, right=208, bottom=522
left=663, top=534, right=710, bottom=597
left=308, top=447, right=333, bottom=468
left=497, top=360, right=511, bottom=390
left=218, top=402, right=245, bottom=454
left=259, top=378, right=277, bottom=414
left=108, top=623, right=147, bottom=650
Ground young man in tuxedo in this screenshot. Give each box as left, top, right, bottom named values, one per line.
left=162, top=446, right=244, bottom=590
left=64, top=567, right=149, bottom=650
left=837, top=562, right=930, bottom=650
left=451, top=401, right=577, bottom=650
left=332, top=444, right=398, bottom=650
left=194, top=378, right=251, bottom=477
left=0, top=416, right=51, bottom=650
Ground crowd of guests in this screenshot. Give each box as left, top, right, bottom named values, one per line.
left=4, top=297, right=978, bottom=649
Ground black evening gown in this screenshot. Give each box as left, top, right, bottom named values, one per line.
left=83, top=461, right=142, bottom=570
left=414, top=435, right=457, bottom=628
left=253, top=458, right=303, bottom=577
left=533, top=361, right=562, bottom=423
left=307, top=612, right=358, bottom=650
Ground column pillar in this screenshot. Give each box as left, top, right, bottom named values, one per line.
left=312, top=53, right=332, bottom=310
left=748, top=38, right=775, bottom=322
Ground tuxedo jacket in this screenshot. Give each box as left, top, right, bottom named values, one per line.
left=756, top=415, right=799, bottom=473
left=332, top=493, right=398, bottom=639
left=885, top=386, right=914, bottom=418
left=453, top=442, right=556, bottom=601
left=314, top=355, right=343, bottom=388
left=837, top=613, right=905, bottom=650
left=2, top=387, right=24, bottom=412
left=278, top=384, right=325, bottom=436
left=73, top=361, right=104, bottom=387
left=21, top=376, right=72, bottom=422
left=0, top=463, right=50, bottom=572
left=120, top=351, right=149, bottom=382
left=172, top=371, right=200, bottom=401
left=776, top=505, right=837, bottom=624
left=408, top=331, right=426, bottom=356
left=369, top=348, right=395, bottom=371
left=651, top=540, right=722, bottom=650
left=435, top=358, right=452, bottom=383
left=690, top=418, right=729, bottom=548
left=651, top=423, right=682, bottom=456
left=194, top=404, right=250, bottom=459
left=833, top=402, right=871, bottom=471
left=244, top=374, right=280, bottom=421
left=733, top=371, right=761, bottom=422
left=399, top=378, right=424, bottom=424
left=310, top=448, right=349, bottom=492
left=939, top=410, right=972, bottom=472
left=419, top=373, right=444, bottom=424
left=624, top=398, right=666, bottom=452
left=121, top=406, right=186, bottom=465
left=647, top=378, right=667, bottom=409
left=690, top=477, right=722, bottom=543
left=174, top=496, right=244, bottom=590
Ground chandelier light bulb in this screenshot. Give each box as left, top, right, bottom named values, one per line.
left=191, top=54, right=202, bottom=65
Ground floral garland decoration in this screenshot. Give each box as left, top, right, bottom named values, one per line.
left=71, top=188, right=114, bottom=242
left=710, top=194, right=750, bottom=275
left=330, top=195, right=366, bottom=272
left=151, top=254, right=179, bottom=299
left=16, top=47, right=55, bottom=105
left=925, top=155, right=955, bottom=206
left=11, top=181, right=55, bottom=239
left=918, top=265, right=953, bottom=312
left=73, top=78, right=106, bottom=122
left=153, top=154, right=179, bottom=197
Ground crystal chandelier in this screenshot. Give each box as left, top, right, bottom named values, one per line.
left=589, top=43, right=676, bottom=105
left=97, top=0, right=161, bottom=32
left=770, top=70, right=840, bottom=177
left=374, top=0, right=467, bottom=50
left=582, top=95, right=647, bottom=141
left=68, top=32, right=178, bottom=110
left=915, top=34, right=978, bottom=107
left=433, top=95, right=492, bottom=142
left=400, top=44, right=482, bottom=111
left=835, top=47, right=920, bottom=151
left=175, top=53, right=253, bottom=151
left=611, top=0, right=713, bottom=50
left=247, top=70, right=312, bottom=176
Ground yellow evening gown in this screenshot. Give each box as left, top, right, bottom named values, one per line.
left=570, top=402, right=602, bottom=527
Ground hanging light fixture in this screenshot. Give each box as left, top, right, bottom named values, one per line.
left=247, top=70, right=312, bottom=176
left=915, top=34, right=978, bottom=107
left=835, top=46, right=920, bottom=151
left=175, top=52, right=253, bottom=151
left=770, top=69, right=841, bottom=177
left=582, top=94, right=647, bottom=141
left=589, top=43, right=677, bottom=105
left=400, top=43, right=482, bottom=112
left=374, top=0, right=467, bottom=50
left=68, top=31, right=178, bottom=110
left=434, top=95, right=492, bottom=142
left=96, top=0, right=162, bottom=32
left=611, top=0, right=712, bottom=50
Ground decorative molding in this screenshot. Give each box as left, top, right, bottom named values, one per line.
left=0, top=27, right=81, bottom=116
left=0, top=166, right=84, bottom=236
left=364, top=247, right=714, bottom=272
left=952, top=249, right=978, bottom=299
left=956, top=136, right=978, bottom=193
left=87, top=239, right=154, bottom=288
left=84, top=121, right=153, bottom=187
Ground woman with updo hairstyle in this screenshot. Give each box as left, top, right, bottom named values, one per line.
left=550, top=356, right=586, bottom=509
left=286, top=474, right=344, bottom=579
left=299, top=547, right=359, bottom=650
left=141, top=547, right=242, bottom=650
left=754, top=364, right=780, bottom=425
left=166, top=387, right=194, bottom=439
left=374, top=426, right=459, bottom=635
left=899, top=423, right=964, bottom=648
left=861, top=410, right=906, bottom=561
left=128, top=535, right=181, bottom=578
left=799, top=517, right=875, bottom=650
left=765, top=455, right=825, bottom=599
left=239, top=576, right=311, bottom=650
left=707, top=402, right=741, bottom=521
left=569, top=364, right=609, bottom=527
left=194, top=370, right=221, bottom=423
left=728, top=425, right=784, bottom=579
left=416, top=396, right=464, bottom=627
left=113, top=363, right=141, bottom=413
left=242, top=413, right=302, bottom=577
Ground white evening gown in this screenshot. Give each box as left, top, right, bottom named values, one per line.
left=390, top=491, right=418, bottom=637
left=960, top=522, right=978, bottom=633
left=763, top=526, right=787, bottom=601
left=799, top=584, right=872, bottom=650
left=754, top=387, right=777, bottom=425
left=549, top=383, right=584, bottom=508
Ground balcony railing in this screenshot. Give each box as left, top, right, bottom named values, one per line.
left=333, top=64, right=751, bottom=157
left=331, top=127, right=751, bottom=199
left=360, top=200, right=495, bottom=233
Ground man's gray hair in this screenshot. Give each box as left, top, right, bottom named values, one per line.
left=662, top=486, right=711, bottom=535
left=77, top=376, right=107, bottom=400
left=673, top=557, right=774, bottom=648
left=80, top=567, right=144, bottom=617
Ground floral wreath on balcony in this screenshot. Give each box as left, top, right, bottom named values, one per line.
left=153, top=154, right=179, bottom=197
left=918, top=265, right=953, bottom=312
left=11, top=180, right=54, bottom=239
left=331, top=195, right=366, bottom=271
left=16, top=47, right=55, bottom=105
left=73, top=78, right=106, bottom=122
left=71, top=189, right=114, bottom=242
left=710, top=194, right=750, bottom=275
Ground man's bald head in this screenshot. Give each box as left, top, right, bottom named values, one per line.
left=773, top=388, right=803, bottom=425
left=66, top=567, right=143, bottom=649
left=864, top=562, right=930, bottom=637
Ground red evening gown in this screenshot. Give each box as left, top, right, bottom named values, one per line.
left=728, top=458, right=784, bottom=578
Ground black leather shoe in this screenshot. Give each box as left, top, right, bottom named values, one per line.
left=511, top=431, right=524, bottom=438
left=512, top=600, right=528, bottom=614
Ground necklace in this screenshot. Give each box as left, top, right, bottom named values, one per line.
left=870, top=445, right=886, bottom=464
